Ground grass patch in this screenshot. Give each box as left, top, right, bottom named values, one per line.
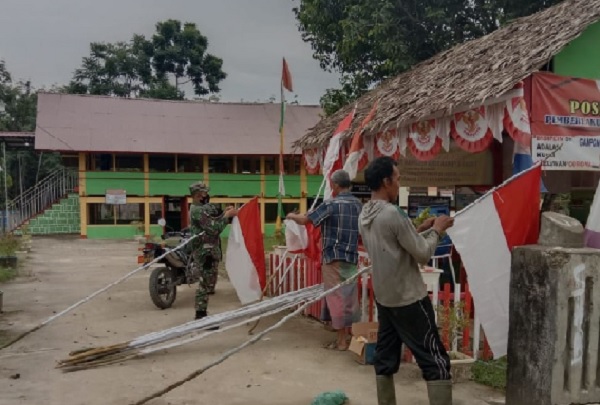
left=0, top=267, right=17, bottom=283
left=472, top=357, right=507, bottom=390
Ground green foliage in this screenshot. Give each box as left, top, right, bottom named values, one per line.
left=0, top=233, right=20, bottom=257
left=293, top=0, right=565, bottom=115
left=68, top=19, right=226, bottom=99
left=472, top=357, right=507, bottom=390
left=0, top=266, right=17, bottom=283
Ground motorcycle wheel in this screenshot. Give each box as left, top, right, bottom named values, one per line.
left=149, top=267, right=177, bottom=309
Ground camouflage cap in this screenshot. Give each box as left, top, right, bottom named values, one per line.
left=189, top=181, right=210, bottom=194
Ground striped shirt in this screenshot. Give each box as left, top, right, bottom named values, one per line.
left=307, top=192, right=362, bottom=265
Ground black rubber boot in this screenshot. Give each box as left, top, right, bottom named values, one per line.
left=376, top=375, right=396, bottom=405
left=426, top=380, right=453, bottom=405
left=194, top=309, right=219, bottom=330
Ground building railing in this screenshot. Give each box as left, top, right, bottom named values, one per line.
left=4, top=167, right=78, bottom=232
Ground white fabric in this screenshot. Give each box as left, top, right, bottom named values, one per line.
left=284, top=219, right=308, bottom=252
left=323, top=134, right=343, bottom=200
left=344, top=149, right=364, bottom=180
left=586, top=181, right=600, bottom=234
left=225, top=217, right=262, bottom=305
left=447, top=196, right=511, bottom=358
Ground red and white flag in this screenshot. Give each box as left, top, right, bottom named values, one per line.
left=225, top=198, right=266, bottom=305
left=447, top=165, right=541, bottom=358
left=323, top=107, right=355, bottom=200
left=344, top=100, right=378, bottom=180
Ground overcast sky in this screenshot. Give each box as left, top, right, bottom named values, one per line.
left=0, top=0, right=340, bottom=105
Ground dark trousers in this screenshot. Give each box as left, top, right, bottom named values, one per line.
left=374, top=296, right=451, bottom=381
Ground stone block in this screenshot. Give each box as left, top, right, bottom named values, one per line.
left=539, top=212, right=584, bottom=248
left=507, top=246, right=600, bottom=405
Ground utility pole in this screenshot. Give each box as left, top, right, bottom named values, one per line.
left=3, top=142, right=8, bottom=233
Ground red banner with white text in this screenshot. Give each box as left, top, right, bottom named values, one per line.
left=531, top=72, right=600, bottom=171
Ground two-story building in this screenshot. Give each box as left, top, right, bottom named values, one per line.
left=32, top=93, right=323, bottom=239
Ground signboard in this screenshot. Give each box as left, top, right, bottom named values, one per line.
left=396, top=144, right=493, bottom=187
left=105, top=189, right=126, bottom=205
left=531, top=72, right=600, bottom=171
left=407, top=196, right=451, bottom=219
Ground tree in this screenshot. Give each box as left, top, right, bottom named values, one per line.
left=0, top=61, right=63, bottom=201
left=293, top=0, right=563, bottom=115
left=68, top=19, right=226, bottom=99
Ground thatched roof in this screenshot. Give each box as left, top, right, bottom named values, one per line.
left=295, top=0, right=600, bottom=149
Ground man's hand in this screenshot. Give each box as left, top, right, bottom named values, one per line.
left=432, top=215, right=454, bottom=234
left=416, top=217, right=436, bottom=233
left=223, top=206, right=238, bottom=218
left=286, top=212, right=310, bottom=225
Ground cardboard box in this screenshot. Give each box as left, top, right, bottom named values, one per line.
left=349, top=322, right=379, bottom=365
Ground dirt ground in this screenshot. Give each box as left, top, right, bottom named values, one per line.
left=0, top=237, right=505, bottom=405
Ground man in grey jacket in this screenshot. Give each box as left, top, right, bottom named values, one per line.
left=359, top=157, right=455, bottom=405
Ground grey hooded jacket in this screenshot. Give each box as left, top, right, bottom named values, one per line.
left=359, top=200, right=440, bottom=307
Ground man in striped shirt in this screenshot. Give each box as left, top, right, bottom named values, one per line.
left=287, top=169, right=362, bottom=351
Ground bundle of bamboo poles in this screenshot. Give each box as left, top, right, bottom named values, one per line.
left=56, top=284, right=324, bottom=372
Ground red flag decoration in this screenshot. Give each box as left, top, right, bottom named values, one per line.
left=344, top=100, right=378, bottom=180
left=225, top=198, right=266, bottom=305
left=447, top=165, right=541, bottom=358
left=323, top=107, right=355, bottom=200
left=282, top=58, right=293, bottom=92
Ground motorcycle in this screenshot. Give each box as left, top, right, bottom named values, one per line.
left=143, top=229, right=218, bottom=309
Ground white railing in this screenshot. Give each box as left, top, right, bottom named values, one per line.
left=4, top=167, right=78, bottom=232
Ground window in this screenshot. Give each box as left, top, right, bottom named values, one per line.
left=209, top=156, right=234, bottom=173
left=265, top=202, right=299, bottom=223
left=177, top=155, right=203, bottom=172
left=114, top=154, right=143, bottom=171
left=287, top=155, right=301, bottom=174
left=149, top=155, right=175, bottom=172
left=61, top=154, right=78, bottom=168
left=86, top=154, right=112, bottom=171
left=237, top=157, right=260, bottom=174
left=264, top=157, right=278, bottom=174
left=149, top=203, right=163, bottom=225
left=88, top=203, right=144, bottom=225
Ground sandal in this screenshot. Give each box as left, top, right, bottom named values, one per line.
left=323, top=341, right=348, bottom=351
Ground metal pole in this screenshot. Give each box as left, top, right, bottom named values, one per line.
left=3, top=142, right=8, bottom=233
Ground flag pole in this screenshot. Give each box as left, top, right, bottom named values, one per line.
left=275, top=61, right=286, bottom=238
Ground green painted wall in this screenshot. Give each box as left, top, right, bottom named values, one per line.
left=87, top=224, right=164, bottom=239
left=307, top=175, right=324, bottom=196
left=265, top=175, right=301, bottom=197
left=554, top=21, right=600, bottom=79
left=26, top=194, right=80, bottom=235
left=149, top=173, right=203, bottom=196
left=86, top=172, right=145, bottom=196
left=85, top=171, right=322, bottom=198
left=210, top=174, right=261, bottom=197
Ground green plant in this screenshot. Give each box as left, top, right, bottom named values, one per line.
left=436, top=300, right=470, bottom=348
left=0, top=233, right=20, bottom=257
left=471, top=357, right=507, bottom=390
left=0, top=266, right=17, bottom=282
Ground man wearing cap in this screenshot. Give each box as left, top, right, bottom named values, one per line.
left=189, top=182, right=238, bottom=320
left=286, top=169, right=362, bottom=351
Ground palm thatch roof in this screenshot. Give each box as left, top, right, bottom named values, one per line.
left=295, top=0, right=600, bottom=149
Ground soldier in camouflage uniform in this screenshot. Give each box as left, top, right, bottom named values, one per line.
left=189, top=182, right=238, bottom=320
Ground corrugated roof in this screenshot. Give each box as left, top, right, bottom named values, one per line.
left=35, top=93, right=322, bottom=154
left=294, top=0, right=600, bottom=149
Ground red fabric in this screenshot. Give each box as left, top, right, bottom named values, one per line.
left=237, top=197, right=266, bottom=289
left=492, top=165, right=542, bottom=249
left=282, top=58, right=293, bottom=92
left=304, top=222, right=322, bottom=265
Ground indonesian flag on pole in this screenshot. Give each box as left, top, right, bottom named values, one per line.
left=585, top=180, right=600, bottom=249
left=323, top=107, right=355, bottom=200
left=225, top=198, right=266, bottom=305
left=447, top=165, right=542, bottom=358
left=344, top=100, right=378, bottom=180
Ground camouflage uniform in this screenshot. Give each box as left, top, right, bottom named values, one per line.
left=189, top=183, right=228, bottom=314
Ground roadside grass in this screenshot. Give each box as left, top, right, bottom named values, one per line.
left=472, top=357, right=507, bottom=390
left=0, top=267, right=17, bottom=283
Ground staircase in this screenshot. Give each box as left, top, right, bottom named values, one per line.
left=5, top=167, right=79, bottom=233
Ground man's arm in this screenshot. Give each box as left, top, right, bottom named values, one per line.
left=393, top=213, right=454, bottom=264
left=286, top=212, right=311, bottom=225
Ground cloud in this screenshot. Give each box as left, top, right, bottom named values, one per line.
left=0, top=0, right=340, bottom=104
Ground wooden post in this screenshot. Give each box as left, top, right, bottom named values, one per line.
left=143, top=154, right=150, bottom=237
left=78, top=153, right=87, bottom=238
left=260, top=157, right=266, bottom=234
left=203, top=155, right=209, bottom=186
left=300, top=157, right=307, bottom=213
